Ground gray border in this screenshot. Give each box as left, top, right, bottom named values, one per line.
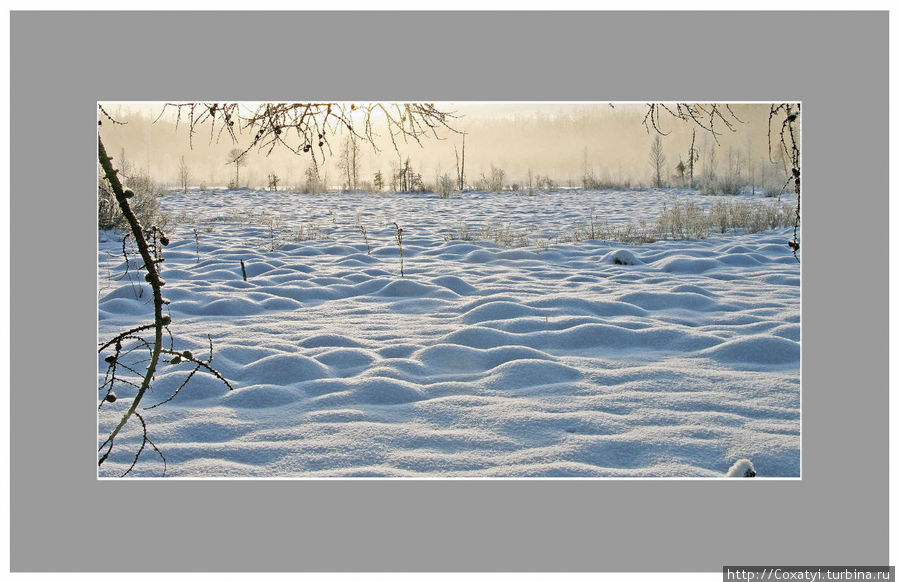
left=10, top=11, right=888, bottom=572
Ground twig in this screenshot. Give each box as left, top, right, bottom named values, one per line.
left=393, top=222, right=404, bottom=277
left=358, top=225, right=370, bottom=255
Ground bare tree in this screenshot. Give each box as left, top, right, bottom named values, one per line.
left=388, top=161, right=399, bottom=192
left=118, top=147, right=133, bottom=181
left=178, top=155, right=190, bottom=193
left=454, top=133, right=466, bottom=190
left=583, top=146, right=598, bottom=189
left=267, top=172, right=280, bottom=191
left=337, top=133, right=361, bottom=192
left=702, top=138, right=717, bottom=184
left=687, top=128, right=699, bottom=188
left=228, top=147, right=245, bottom=188
left=395, top=157, right=423, bottom=192
left=304, top=164, right=323, bottom=194
left=648, top=135, right=666, bottom=188
left=745, top=131, right=755, bottom=195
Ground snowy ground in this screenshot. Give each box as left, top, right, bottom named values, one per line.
left=98, top=188, right=800, bottom=478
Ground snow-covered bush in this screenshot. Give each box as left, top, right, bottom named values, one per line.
left=606, top=249, right=643, bottom=265
left=726, top=459, right=756, bottom=477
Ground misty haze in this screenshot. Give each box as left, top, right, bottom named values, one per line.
left=97, top=102, right=800, bottom=478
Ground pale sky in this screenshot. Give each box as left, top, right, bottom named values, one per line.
left=99, top=102, right=786, bottom=189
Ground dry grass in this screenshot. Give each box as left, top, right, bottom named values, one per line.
left=444, top=222, right=530, bottom=247
left=707, top=200, right=793, bottom=234
left=445, top=199, right=792, bottom=249
left=660, top=199, right=793, bottom=238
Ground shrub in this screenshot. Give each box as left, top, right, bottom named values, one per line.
left=296, top=222, right=326, bottom=242
left=700, top=176, right=745, bottom=196
left=436, top=173, right=455, bottom=198
left=259, top=210, right=284, bottom=251
left=480, top=165, right=505, bottom=192
left=534, top=174, right=555, bottom=190
left=98, top=171, right=171, bottom=232
left=763, top=182, right=787, bottom=197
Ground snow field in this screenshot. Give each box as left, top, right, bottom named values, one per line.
left=98, top=188, right=799, bottom=477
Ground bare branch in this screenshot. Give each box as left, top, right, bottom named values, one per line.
left=159, top=102, right=458, bottom=161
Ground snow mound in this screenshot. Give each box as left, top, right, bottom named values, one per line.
left=235, top=353, right=332, bottom=385
left=656, top=256, right=720, bottom=274
left=349, top=378, right=425, bottom=405
left=702, top=336, right=800, bottom=366
left=315, top=348, right=378, bottom=371
left=482, top=359, right=582, bottom=388
left=221, top=385, right=303, bottom=408
left=462, top=301, right=546, bottom=324
left=617, top=291, right=719, bottom=312
left=376, top=279, right=452, bottom=298
left=299, top=334, right=367, bottom=349
left=604, top=249, right=643, bottom=266
left=144, top=370, right=230, bottom=404
left=726, top=458, right=756, bottom=477
left=431, top=275, right=477, bottom=295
